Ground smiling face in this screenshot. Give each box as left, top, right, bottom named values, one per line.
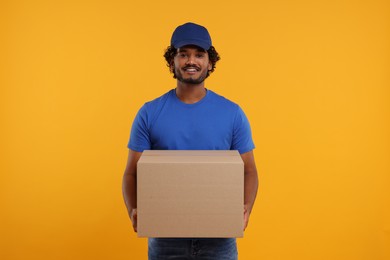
left=172, top=45, right=212, bottom=85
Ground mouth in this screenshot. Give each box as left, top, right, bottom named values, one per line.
left=182, top=66, right=200, bottom=73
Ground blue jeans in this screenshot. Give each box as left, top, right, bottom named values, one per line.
left=148, top=238, right=238, bottom=260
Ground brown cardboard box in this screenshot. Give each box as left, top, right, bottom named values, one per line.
left=137, top=150, right=244, bottom=238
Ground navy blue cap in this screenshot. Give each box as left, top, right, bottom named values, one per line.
left=171, top=22, right=212, bottom=50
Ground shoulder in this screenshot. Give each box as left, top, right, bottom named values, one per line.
left=137, top=89, right=174, bottom=118
left=207, top=90, right=240, bottom=111
left=135, top=89, right=174, bottom=128
left=142, top=89, right=174, bottom=111
left=208, top=90, right=251, bottom=123
left=209, top=90, right=241, bottom=114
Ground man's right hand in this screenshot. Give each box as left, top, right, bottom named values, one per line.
left=130, top=208, right=138, bottom=232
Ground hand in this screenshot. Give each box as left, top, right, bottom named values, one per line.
left=243, top=205, right=250, bottom=231
left=130, top=208, right=138, bottom=232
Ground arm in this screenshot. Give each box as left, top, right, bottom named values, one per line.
left=241, top=150, right=259, bottom=230
left=122, top=149, right=143, bottom=232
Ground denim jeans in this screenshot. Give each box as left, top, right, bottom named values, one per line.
left=148, top=238, right=238, bottom=260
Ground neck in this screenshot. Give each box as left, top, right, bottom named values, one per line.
left=175, top=82, right=207, bottom=104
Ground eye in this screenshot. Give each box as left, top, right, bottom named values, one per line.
left=178, top=53, right=187, bottom=58
left=196, top=53, right=205, bottom=58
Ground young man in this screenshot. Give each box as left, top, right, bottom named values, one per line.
left=122, top=22, right=258, bottom=260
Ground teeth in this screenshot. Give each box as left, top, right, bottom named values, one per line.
left=185, top=68, right=197, bottom=72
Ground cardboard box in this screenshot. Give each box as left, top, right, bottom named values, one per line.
left=137, top=150, right=244, bottom=238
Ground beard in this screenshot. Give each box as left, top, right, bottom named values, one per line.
left=174, top=66, right=209, bottom=85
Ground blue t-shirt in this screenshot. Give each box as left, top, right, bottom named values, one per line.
left=128, top=89, right=254, bottom=154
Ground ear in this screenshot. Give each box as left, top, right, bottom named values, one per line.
left=169, top=61, right=175, bottom=72
left=208, top=62, right=212, bottom=71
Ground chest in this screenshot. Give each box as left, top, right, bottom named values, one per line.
left=149, top=107, right=235, bottom=150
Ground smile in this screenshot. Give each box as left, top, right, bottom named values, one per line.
left=183, top=67, right=200, bottom=72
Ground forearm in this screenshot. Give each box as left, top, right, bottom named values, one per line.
left=122, top=173, right=137, bottom=217
left=122, top=150, right=142, bottom=232
left=244, top=168, right=258, bottom=213
left=241, top=151, right=259, bottom=214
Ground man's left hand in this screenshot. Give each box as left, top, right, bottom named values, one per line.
left=244, top=205, right=250, bottom=230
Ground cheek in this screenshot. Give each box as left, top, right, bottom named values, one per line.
left=171, top=60, right=179, bottom=70
left=173, top=59, right=183, bottom=68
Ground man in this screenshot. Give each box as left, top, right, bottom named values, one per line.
left=122, top=22, right=258, bottom=260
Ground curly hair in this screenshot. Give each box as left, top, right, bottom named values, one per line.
left=163, top=46, right=221, bottom=79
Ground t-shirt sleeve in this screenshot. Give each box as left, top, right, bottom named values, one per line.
left=127, top=105, right=152, bottom=152
left=231, top=106, right=255, bottom=154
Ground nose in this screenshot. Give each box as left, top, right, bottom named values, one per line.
left=185, top=55, right=195, bottom=65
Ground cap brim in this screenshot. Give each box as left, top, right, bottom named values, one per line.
left=173, top=40, right=210, bottom=51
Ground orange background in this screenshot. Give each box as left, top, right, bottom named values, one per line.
left=1, top=0, right=389, bottom=259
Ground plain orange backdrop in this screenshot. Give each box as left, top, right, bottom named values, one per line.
left=1, top=0, right=389, bottom=259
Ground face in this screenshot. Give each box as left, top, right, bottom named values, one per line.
left=172, top=45, right=212, bottom=85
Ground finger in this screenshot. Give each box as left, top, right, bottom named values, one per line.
left=133, top=218, right=138, bottom=233
left=243, top=219, right=249, bottom=231
left=243, top=210, right=249, bottom=231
